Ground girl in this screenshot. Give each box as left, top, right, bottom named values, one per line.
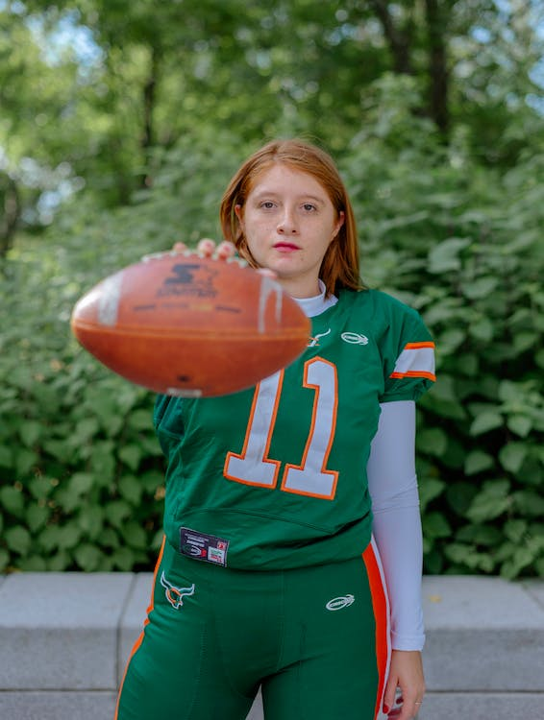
left=116, top=139, right=434, bottom=720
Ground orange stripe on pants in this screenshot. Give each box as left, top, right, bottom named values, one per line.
left=363, top=538, right=391, bottom=720
left=114, top=535, right=167, bottom=720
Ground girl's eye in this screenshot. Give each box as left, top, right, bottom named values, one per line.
left=303, top=203, right=317, bottom=212
left=260, top=201, right=275, bottom=209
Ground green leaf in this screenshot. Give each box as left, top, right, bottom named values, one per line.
left=428, top=237, right=471, bottom=273
left=15, top=448, right=38, bottom=477
left=423, top=511, right=452, bottom=539
left=468, top=318, right=494, bottom=342
left=26, top=504, right=50, bottom=532
left=90, top=441, right=116, bottom=484
left=417, top=428, right=448, bottom=456
left=498, top=381, right=519, bottom=403
left=464, top=450, right=495, bottom=476
left=467, top=480, right=510, bottom=523
left=140, top=470, right=164, bottom=493
left=501, top=547, right=537, bottom=580
left=47, top=551, right=71, bottom=571
left=499, top=443, right=527, bottom=474
left=0, top=548, right=10, bottom=572
left=122, top=521, right=148, bottom=549
left=119, top=475, right=144, bottom=505
left=418, top=478, right=445, bottom=510
left=512, top=491, right=544, bottom=517
left=456, top=524, right=502, bottom=546
left=462, top=277, right=499, bottom=300
left=57, top=524, right=83, bottom=550
left=128, top=409, right=153, bottom=431
left=469, top=411, right=503, bottom=436
left=38, top=525, right=62, bottom=553
left=0, top=445, right=12, bottom=468
left=19, top=420, right=43, bottom=447
left=18, top=556, right=48, bottom=571
left=504, top=520, right=527, bottom=543
left=0, top=486, right=25, bottom=518
left=74, top=544, right=102, bottom=572
left=446, top=482, right=478, bottom=516
left=69, top=473, right=95, bottom=494
left=111, top=546, right=136, bottom=571
left=437, top=329, right=465, bottom=353
left=506, top=415, right=532, bottom=437
left=5, top=526, right=32, bottom=555
left=513, top=332, right=538, bottom=353
left=28, top=477, right=55, bottom=499
left=118, top=444, right=143, bottom=471
left=78, top=506, right=105, bottom=539
left=105, top=500, right=132, bottom=528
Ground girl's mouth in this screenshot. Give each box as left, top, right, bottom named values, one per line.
left=273, top=242, right=299, bottom=251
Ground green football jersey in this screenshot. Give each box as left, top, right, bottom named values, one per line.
left=153, top=288, right=435, bottom=570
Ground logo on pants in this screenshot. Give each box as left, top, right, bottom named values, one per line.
left=160, top=571, right=195, bottom=610
left=325, top=594, right=355, bottom=611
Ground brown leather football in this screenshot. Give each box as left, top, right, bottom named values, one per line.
left=71, top=252, right=311, bottom=396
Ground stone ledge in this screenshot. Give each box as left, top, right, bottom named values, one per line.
left=2, top=691, right=543, bottom=720
left=0, top=573, right=543, bottom=713
left=421, top=576, right=544, bottom=691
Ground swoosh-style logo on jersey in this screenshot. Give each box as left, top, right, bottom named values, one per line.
left=326, top=594, right=355, bottom=611
left=160, top=571, right=195, bottom=610
left=308, top=328, right=331, bottom=347
left=341, top=332, right=368, bottom=345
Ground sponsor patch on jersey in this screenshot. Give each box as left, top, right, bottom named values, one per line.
left=179, top=527, right=230, bottom=567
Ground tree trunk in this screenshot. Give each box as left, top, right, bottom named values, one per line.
left=140, top=45, right=161, bottom=189
left=424, top=0, right=450, bottom=136
left=369, top=0, right=414, bottom=75
left=0, top=174, right=20, bottom=259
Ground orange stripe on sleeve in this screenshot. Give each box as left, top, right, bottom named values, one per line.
left=390, top=343, right=436, bottom=383
left=404, top=341, right=435, bottom=350
left=389, top=370, right=436, bottom=381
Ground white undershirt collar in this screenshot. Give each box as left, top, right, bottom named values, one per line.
left=292, top=279, right=338, bottom=318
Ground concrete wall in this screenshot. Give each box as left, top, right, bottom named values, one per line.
left=1, top=573, right=543, bottom=720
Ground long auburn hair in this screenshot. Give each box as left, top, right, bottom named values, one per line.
left=219, top=139, right=363, bottom=296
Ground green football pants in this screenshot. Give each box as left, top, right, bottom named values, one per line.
left=115, top=536, right=390, bottom=720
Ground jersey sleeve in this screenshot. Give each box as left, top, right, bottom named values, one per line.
left=378, top=299, right=436, bottom=403
left=153, top=394, right=171, bottom=430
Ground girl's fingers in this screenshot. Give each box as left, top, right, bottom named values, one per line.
left=216, top=241, right=236, bottom=260
left=196, top=238, right=216, bottom=256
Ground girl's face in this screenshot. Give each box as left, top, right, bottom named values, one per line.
left=235, top=164, right=344, bottom=298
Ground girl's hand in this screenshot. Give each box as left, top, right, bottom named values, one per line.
left=172, top=239, right=236, bottom=260
left=383, top=650, right=425, bottom=719
left=172, top=239, right=277, bottom=280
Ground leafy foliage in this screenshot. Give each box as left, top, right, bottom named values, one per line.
left=1, top=1, right=543, bottom=577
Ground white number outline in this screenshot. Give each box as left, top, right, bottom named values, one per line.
left=223, top=358, right=339, bottom=500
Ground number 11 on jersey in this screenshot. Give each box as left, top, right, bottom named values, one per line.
left=224, top=358, right=339, bottom=500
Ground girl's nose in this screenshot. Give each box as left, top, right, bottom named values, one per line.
left=277, top=209, right=298, bottom=235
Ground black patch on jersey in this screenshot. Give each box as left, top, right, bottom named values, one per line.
left=179, top=527, right=229, bottom=567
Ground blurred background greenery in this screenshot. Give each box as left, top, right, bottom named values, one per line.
left=1, top=0, right=543, bottom=578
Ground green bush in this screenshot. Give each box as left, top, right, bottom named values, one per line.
left=342, top=78, right=544, bottom=578
left=1, top=107, right=543, bottom=577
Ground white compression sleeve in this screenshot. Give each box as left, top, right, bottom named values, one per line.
left=367, top=400, right=425, bottom=651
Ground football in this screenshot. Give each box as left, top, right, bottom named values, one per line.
left=70, top=252, right=311, bottom=396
